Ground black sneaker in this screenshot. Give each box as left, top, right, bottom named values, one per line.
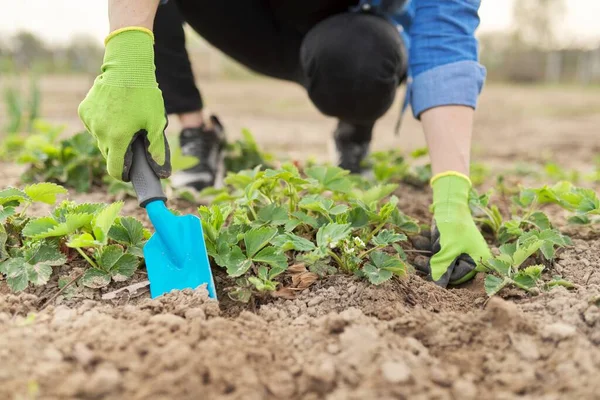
left=332, top=120, right=374, bottom=174
left=171, top=115, right=226, bottom=191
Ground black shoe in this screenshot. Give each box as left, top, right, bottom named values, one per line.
left=171, top=115, right=226, bottom=191
left=332, top=121, right=374, bottom=174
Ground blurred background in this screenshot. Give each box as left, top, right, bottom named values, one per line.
left=0, top=0, right=599, bottom=171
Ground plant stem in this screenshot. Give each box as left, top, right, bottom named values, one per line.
left=75, top=247, right=99, bottom=269
left=40, top=270, right=85, bottom=310
left=327, top=250, right=344, bottom=269
left=364, top=221, right=387, bottom=244
left=19, top=201, right=31, bottom=217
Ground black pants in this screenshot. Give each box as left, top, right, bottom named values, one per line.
left=154, top=0, right=407, bottom=126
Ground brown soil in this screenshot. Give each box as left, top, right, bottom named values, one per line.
left=1, top=79, right=599, bottom=399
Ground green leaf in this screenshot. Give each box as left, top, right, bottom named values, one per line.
left=93, top=201, right=123, bottom=243
left=252, top=246, right=287, bottom=271
left=485, top=258, right=511, bottom=277
left=22, top=217, right=58, bottom=237
left=0, top=188, right=29, bottom=206
left=225, top=245, right=252, bottom=277
left=0, top=205, right=16, bottom=223
left=371, top=230, right=407, bottom=247
left=271, top=233, right=316, bottom=252
left=256, top=204, right=289, bottom=226
left=67, top=233, right=100, bottom=248
left=109, top=217, right=147, bottom=246
left=540, top=241, right=556, bottom=260
left=316, top=223, right=351, bottom=249
left=24, top=213, right=93, bottom=240
left=390, top=209, right=420, bottom=234
left=96, top=245, right=124, bottom=271
left=2, top=258, right=29, bottom=292
left=248, top=276, right=277, bottom=292
left=347, top=206, right=370, bottom=228
left=368, top=251, right=406, bottom=274
left=305, top=165, right=351, bottom=193
left=521, top=264, right=545, bottom=280
left=527, top=211, right=552, bottom=230
left=80, top=268, right=111, bottom=289
left=299, top=195, right=333, bottom=216
left=484, top=275, right=509, bottom=296
left=329, top=204, right=349, bottom=215
left=361, top=264, right=393, bottom=285
left=546, top=276, right=574, bottom=289
left=24, top=183, right=67, bottom=205
left=513, top=274, right=537, bottom=290
left=25, top=242, right=66, bottom=268
left=512, top=239, right=542, bottom=268
left=110, top=253, right=139, bottom=281
left=353, top=184, right=398, bottom=206
left=290, top=211, right=319, bottom=229
left=244, top=227, right=278, bottom=258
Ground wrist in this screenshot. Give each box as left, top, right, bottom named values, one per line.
left=101, top=28, right=157, bottom=88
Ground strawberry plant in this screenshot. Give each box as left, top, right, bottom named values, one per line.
left=0, top=183, right=149, bottom=292
left=199, top=163, right=419, bottom=301
left=480, top=229, right=572, bottom=296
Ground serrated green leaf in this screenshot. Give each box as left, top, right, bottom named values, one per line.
left=361, top=264, right=393, bottom=285
left=96, top=245, right=124, bottom=271
left=25, top=242, right=66, bottom=267
left=22, top=217, right=58, bottom=237
left=24, top=183, right=67, bottom=205
left=347, top=206, right=369, bottom=228
left=329, top=204, right=349, bottom=215
left=371, top=230, right=407, bottom=247
left=93, top=201, right=123, bottom=244
left=25, top=213, right=93, bottom=240
left=527, top=211, right=552, bottom=230
left=521, top=264, right=545, bottom=280
left=252, top=246, right=287, bottom=270
left=513, top=274, right=537, bottom=290
left=2, top=258, right=29, bottom=292
left=299, top=195, right=333, bottom=216
left=512, top=239, right=542, bottom=268
left=0, top=188, right=29, bottom=206
left=540, top=241, right=555, bottom=260
left=305, top=165, right=351, bottom=193
left=353, top=184, right=398, bottom=206
left=271, top=233, right=316, bottom=252
left=290, top=211, right=319, bottom=229
left=108, top=217, right=146, bottom=246
left=316, top=223, right=351, bottom=249
left=67, top=233, right=100, bottom=248
left=0, top=206, right=16, bottom=223
left=390, top=209, right=420, bottom=234
left=110, top=253, right=139, bottom=281
left=484, top=275, right=509, bottom=296
left=256, top=204, right=289, bottom=226
left=244, top=227, right=278, bottom=258
left=80, top=268, right=111, bottom=289
left=485, top=258, right=511, bottom=276
left=225, top=246, right=252, bottom=277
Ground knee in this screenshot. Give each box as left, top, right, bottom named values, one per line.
left=300, top=13, right=406, bottom=123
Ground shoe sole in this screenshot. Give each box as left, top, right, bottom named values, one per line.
left=170, top=151, right=225, bottom=191
left=328, top=134, right=373, bottom=179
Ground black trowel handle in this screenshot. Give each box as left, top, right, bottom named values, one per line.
left=130, top=136, right=167, bottom=208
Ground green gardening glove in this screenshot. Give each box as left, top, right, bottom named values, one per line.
left=423, top=173, right=491, bottom=287
left=78, top=27, right=170, bottom=181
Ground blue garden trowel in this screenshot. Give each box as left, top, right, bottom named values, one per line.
left=129, top=136, right=217, bottom=299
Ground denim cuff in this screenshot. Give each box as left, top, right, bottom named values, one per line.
left=410, top=60, right=486, bottom=119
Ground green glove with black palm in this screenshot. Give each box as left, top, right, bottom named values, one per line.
left=78, top=27, right=170, bottom=181
left=418, top=172, right=491, bottom=287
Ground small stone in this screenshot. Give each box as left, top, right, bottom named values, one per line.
left=381, top=361, right=412, bottom=383
left=184, top=308, right=206, bottom=320
left=430, top=367, right=452, bottom=387
left=327, top=343, right=340, bottom=354
left=82, top=364, right=121, bottom=396
left=307, top=296, right=324, bottom=307
left=52, top=306, right=77, bottom=327
left=410, top=235, right=431, bottom=251
left=347, top=285, right=357, bottom=295
left=542, top=323, right=577, bottom=341
left=43, top=347, right=63, bottom=362
left=413, top=256, right=429, bottom=271
left=452, top=379, right=478, bottom=400
left=73, top=343, right=96, bottom=366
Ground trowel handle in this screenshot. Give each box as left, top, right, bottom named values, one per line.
left=130, top=135, right=167, bottom=208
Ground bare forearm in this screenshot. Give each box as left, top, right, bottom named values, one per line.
left=109, top=0, right=159, bottom=32
left=421, top=106, right=474, bottom=177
